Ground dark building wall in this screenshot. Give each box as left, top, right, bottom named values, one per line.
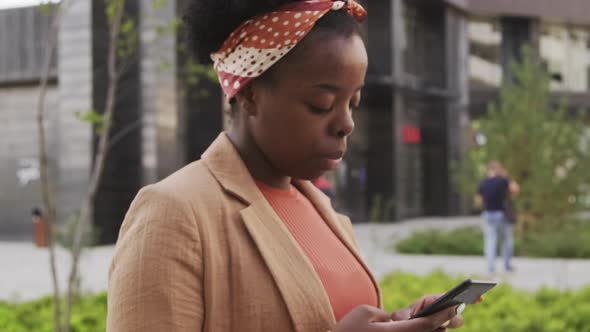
left=356, top=0, right=469, bottom=220
left=400, top=1, right=449, bottom=218
left=445, top=8, right=471, bottom=215
left=501, top=17, right=539, bottom=83
left=182, top=78, right=223, bottom=163
left=175, top=0, right=223, bottom=163
left=92, top=0, right=143, bottom=244
left=419, top=96, right=450, bottom=215
left=364, top=0, right=396, bottom=222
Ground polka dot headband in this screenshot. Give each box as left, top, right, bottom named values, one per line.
left=211, top=0, right=367, bottom=99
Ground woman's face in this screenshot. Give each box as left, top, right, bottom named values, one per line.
left=243, top=31, right=368, bottom=180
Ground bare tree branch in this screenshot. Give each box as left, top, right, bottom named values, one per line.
left=35, top=0, right=144, bottom=330
left=108, top=117, right=146, bottom=149
left=63, top=0, right=127, bottom=331
left=36, top=3, right=64, bottom=332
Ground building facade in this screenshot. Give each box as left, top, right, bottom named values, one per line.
left=1, top=0, right=589, bottom=242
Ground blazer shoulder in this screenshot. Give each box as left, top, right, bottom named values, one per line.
left=152, top=160, right=223, bottom=203
left=123, top=161, right=223, bottom=227
left=118, top=161, right=223, bottom=239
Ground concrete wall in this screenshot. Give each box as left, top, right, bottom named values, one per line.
left=0, top=1, right=92, bottom=240
left=0, top=85, right=59, bottom=240
left=139, top=0, right=179, bottom=182
left=56, top=0, right=92, bottom=229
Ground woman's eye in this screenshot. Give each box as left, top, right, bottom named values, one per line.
left=308, top=105, right=333, bottom=114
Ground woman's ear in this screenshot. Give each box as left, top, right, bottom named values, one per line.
left=235, top=85, right=257, bottom=116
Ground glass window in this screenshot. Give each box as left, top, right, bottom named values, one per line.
left=540, top=23, right=590, bottom=92
left=468, top=17, right=502, bottom=88
left=402, top=1, right=446, bottom=89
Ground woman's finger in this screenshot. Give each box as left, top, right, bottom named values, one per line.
left=375, top=314, right=451, bottom=332
left=424, top=304, right=460, bottom=330
left=360, top=305, right=394, bottom=323
left=449, top=314, right=464, bottom=329
left=390, top=307, right=411, bottom=321
left=410, top=294, right=443, bottom=316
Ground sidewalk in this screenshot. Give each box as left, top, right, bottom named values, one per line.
left=354, top=217, right=590, bottom=292
left=1, top=243, right=113, bottom=302
left=2, top=216, right=590, bottom=301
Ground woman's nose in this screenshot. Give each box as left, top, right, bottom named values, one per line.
left=333, top=107, right=355, bottom=138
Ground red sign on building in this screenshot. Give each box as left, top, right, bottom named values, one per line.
left=402, top=125, right=421, bottom=144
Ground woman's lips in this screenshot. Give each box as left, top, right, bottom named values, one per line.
left=323, top=157, right=342, bottom=170
left=320, top=152, right=344, bottom=170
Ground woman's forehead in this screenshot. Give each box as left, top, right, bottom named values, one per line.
left=275, top=34, right=367, bottom=85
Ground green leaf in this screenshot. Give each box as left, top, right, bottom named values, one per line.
left=74, top=110, right=111, bottom=135
left=105, top=0, right=122, bottom=23
left=37, top=3, right=55, bottom=16
left=151, top=0, right=168, bottom=10
left=74, top=110, right=104, bottom=125
left=121, top=18, right=135, bottom=34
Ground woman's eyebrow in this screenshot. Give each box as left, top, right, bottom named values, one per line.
left=312, top=83, right=366, bottom=92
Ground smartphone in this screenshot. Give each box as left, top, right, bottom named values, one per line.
left=410, top=279, right=497, bottom=319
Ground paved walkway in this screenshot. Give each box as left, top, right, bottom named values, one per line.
left=2, top=216, right=590, bottom=301
left=354, top=217, right=590, bottom=292
left=1, top=243, right=113, bottom=302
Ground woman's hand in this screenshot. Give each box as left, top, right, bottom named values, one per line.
left=393, top=295, right=465, bottom=331
left=333, top=302, right=462, bottom=332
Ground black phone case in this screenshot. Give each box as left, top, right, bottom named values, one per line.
left=411, top=279, right=497, bottom=319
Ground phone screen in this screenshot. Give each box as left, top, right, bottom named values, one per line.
left=410, top=279, right=497, bottom=319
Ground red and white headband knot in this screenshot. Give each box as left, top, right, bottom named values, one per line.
left=211, top=0, right=367, bottom=99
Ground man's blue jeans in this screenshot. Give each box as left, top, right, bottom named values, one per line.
left=482, top=211, right=513, bottom=273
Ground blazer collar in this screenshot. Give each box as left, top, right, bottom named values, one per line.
left=202, top=133, right=335, bottom=330
left=202, top=133, right=381, bottom=330
left=201, top=132, right=257, bottom=205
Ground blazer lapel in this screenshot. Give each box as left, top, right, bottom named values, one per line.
left=202, top=133, right=335, bottom=331
left=240, top=201, right=335, bottom=332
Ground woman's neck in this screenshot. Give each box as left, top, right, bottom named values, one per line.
left=227, top=128, right=292, bottom=190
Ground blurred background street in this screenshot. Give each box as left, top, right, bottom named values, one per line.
left=5, top=217, right=590, bottom=302
left=2, top=0, right=590, bottom=331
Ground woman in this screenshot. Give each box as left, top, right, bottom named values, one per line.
left=107, top=1, right=467, bottom=331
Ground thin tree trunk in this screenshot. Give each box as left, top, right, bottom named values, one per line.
left=63, top=1, right=126, bottom=331
left=36, top=4, right=64, bottom=332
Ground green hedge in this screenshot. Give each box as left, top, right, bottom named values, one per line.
left=382, top=271, right=590, bottom=332
left=395, top=220, right=590, bottom=258
left=0, top=293, right=106, bottom=332
left=4, top=272, right=590, bottom=332
left=395, top=227, right=486, bottom=256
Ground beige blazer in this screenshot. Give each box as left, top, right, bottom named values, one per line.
left=107, top=133, right=382, bottom=332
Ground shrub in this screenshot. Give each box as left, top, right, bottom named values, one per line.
left=2, top=275, right=590, bottom=332
left=455, top=46, right=590, bottom=223
left=395, top=227, right=485, bottom=255
left=395, top=219, right=590, bottom=258
left=0, top=293, right=107, bottom=332
left=380, top=271, right=590, bottom=332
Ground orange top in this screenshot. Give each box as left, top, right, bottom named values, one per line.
left=255, top=180, right=378, bottom=321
